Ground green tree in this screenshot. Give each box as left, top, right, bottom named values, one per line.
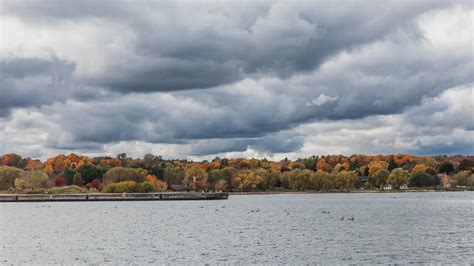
left=309, top=171, right=330, bottom=191
left=370, top=169, right=390, bottom=189
left=387, top=168, right=410, bottom=189
left=73, top=172, right=84, bottom=186
left=63, top=168, right=77, bottom=186
left=300, top=156, right=317, bottom=171
left=437, top=161, right=454, bottom=174
left=289, top=169, right=312, bottom=191
left=162, top=163, right=185, bottom=185
left=409, top=171, right=433, bottom=187
left=142, top=154, right=162, bottom=169
left=77, top=163, right=105, bottom=184
left=263, top=169, right=282, bottom=189
left=0, top=166, right=24, bottom=190
left=221, top=167, right=236, bottom=191
left=334, top=171, right=358, bottom=192
left=208, top=169, right=223, bottom=189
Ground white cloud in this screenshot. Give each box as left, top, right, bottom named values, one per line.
left=306, top=94, right=338, bottom=106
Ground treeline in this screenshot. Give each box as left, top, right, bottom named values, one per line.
left=0, top=153, right=473, bottom=193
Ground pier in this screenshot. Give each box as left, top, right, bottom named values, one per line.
left=0, top=192, right=229, bottom=202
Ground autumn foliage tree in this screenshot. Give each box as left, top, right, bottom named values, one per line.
left=316, top=158, right=329, bottom=172
left=103, top=167, right=145, bottom=186
left=411, top=164, right=428, bottom=173
left=184, top=165, right=208, bottom=191
left=214, top=179, right=228, bottom=191
left=146, top=174, right=168, bottom=191
left=1, top=153, right=23, bottom=168
left=234, top=170, right=265, bottom=191
left=368, top=160, right=388, bottom=176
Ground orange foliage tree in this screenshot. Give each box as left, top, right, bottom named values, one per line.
left=411, top=164, right=428, bottom=173
left=146, top=174, right=168, bottom=191
left=368, top=160, right=388, bottom=176
left=316, top=158, right=329, bottom=172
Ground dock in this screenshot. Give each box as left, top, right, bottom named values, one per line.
left=0, top=192, right=229, bottom=202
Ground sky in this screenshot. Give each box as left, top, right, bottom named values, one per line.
left=0, top=0, right=473, bottom=160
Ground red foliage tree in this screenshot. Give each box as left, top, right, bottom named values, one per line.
left=87, top=179, right=102, bottom=190
left=55, top=176, right=66, bottom=186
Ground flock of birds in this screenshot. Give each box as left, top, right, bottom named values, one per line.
left=322, top=209, right=355, bottom=221
left=200, top=205, right=355, bottom=220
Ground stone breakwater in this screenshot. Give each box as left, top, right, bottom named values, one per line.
left=0, top=192, right=229, bottom=202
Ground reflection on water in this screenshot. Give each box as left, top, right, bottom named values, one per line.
left=1, top=192, right=473, bottom=264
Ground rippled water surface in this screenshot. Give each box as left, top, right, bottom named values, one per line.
left=1, top=192, right=473, bottom=264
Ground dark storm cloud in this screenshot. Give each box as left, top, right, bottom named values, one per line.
left=1, top=0, right=454, bottom=93
left=0, top=57, right=66, bottom=78
left=101, top=1, right=450, bottom=92
left=0, top=57, right=75, bottom=115
left=0, top=57, right=112, bottom=116
left=98, top=59, right=243, bottom=92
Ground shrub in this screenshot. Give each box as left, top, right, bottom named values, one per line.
left=102, top=181, right=137, bottom=193
left=102, top=183, right=116, bottom=193
left=47, top=185, right=87, bottom=194
left=55, top=176, right=66, bottom=186
left=86, top=179, right=102, bottom=190
left=102, top=181, right=160, bottom=193
left=14, top=178, right=31, bottom=191
left=135, top=182, right=157, bottom=193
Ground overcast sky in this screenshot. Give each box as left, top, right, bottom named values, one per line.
left=0, top=0, right=473, bottom=160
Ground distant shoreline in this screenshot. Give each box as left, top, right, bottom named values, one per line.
left=1, top=189, right=470, bottom=196
left=228, top=189, right=471, bottom=195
